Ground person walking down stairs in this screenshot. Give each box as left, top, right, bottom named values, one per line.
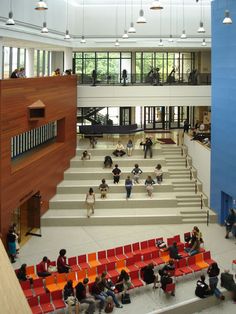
left=132, top=164, right=143, bottom=184
left=85, top=188, right=95, bottom=218
left=145, top=176, right=155, bottom=197
left=125, top=176, right=133, bottom=200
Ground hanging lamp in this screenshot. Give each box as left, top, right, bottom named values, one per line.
left=128, top=0, right=136, bottom=33
left=150, top=0, right=163, bottom=10
left=137, top=0, right=146, bottom=23
left=64, top=0, right=71, bottom=39
left=35, top=0, right=48, bottom=10
left=81, top=0, right=86, bottom=43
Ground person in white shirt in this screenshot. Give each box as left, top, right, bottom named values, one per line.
left=199, top=122, right=205, bottom=132
left=154, top=164, right=163, bottom=184
left=113, top=141, right=126, bottom=157
left=85, top=188, right=95, bottom=218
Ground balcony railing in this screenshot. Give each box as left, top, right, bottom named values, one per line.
left=77, top=73, right=211, bottom=86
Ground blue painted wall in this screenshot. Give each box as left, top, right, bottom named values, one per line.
left=211, top=0, right=236, bottom=223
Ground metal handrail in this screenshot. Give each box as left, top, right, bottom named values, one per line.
left=195, top=180, right=198, bottom=194
left=189, top=167, right=192, bottom=180
left=206, top=210, right=209, bottom=226
left=200, top=193, right=203, bottom=209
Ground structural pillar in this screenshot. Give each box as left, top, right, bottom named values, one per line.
left=26, top=48, right=34, bottom=78
left=64, top=47, right=73, bottom=72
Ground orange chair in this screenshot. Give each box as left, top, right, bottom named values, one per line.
left=87, top=267, right=97, bottom=283
left=88, top=252, right=100, bottom=267
left=26, top=265, right=38, bottom=280
left=160, top=250, right=170, bottom=263
left=45, top=275, right=59, bottom=293
left=67, top=271, right=78, bottom=288
left=77, top=269, right=87, bottom=282
left=195, top=254, right=209, bottom=269
left=116, top=260, right=129, bottom=273
left=56, top=273, right=67, bottom=290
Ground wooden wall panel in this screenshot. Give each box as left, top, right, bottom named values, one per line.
left=0, top=76, right=77, bottom=242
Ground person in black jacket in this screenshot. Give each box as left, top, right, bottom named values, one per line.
left=221, top=270, right=236, bottom=302
left=143, top=263, right=159, bottom=289
left=144, top=137, right=153, bottom=159
left=17, top=264, right=32, bottom=283
left=76, top=278, right=96, bottom=314
left=207, top=262, right=225, bottom=300
left=160, top=270, right=175, bottom=296
left=112, top=164, right=121, bottom=184
left=225, top=209, right=235, bottom=239
left=195, top=275, right=211, bottom=298
left=10, top=69, right=19, bottom=78
left=64, top=280, right=80, bottom=314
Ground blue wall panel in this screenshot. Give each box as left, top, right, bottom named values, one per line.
left=211, top=0, right=236, bottom=222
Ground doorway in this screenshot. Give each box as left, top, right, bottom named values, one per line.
left=144, top=106, right=165, bottom=129
left=221, top=191, right=233, bottom=224
left=120, top=107, right=131, bottom=125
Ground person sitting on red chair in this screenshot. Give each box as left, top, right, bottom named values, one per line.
left=160, top=270, right=175, bottom=296
left=37, top=256, right=51, bottom=277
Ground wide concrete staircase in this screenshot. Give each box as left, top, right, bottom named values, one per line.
left=41, top=143, right=217, bottom=226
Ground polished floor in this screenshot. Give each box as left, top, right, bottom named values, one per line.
left=14, top=223, right=236, bottom=314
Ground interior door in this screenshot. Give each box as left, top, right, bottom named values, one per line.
left=120, top=107, right=131, bottom=125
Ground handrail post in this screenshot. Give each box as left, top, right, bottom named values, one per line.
left=177, top=133, right=179, bottom=146
left=207, top=210, right=209, bottom=226
left=190, top=167, right=192, bottom=180
left=181, top=145, right=184, bottom=156
left=195, top=180, right=198, bottom=194
left=185, top=155, right=188, bottom=168
left=200, top=193, right=203, bottom=209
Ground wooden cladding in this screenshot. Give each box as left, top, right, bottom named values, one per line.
left=0, top=76, right=77, bottom=242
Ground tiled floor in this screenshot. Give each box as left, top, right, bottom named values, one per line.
left=14, top=223, right=236, bottom=314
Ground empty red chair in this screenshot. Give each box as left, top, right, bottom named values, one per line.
left=124, top=245, right=134, bottom=258
left=129, top=270, right=144, bottom=288
left=33, top=278, right=46, bottom=297
left=87, top=267, right=97, bottom=283
left=177, top=243, right=189, bottom=258
left=51, top=290, right=65, bottom=310
left=40, top=293, right=54, bottom=313
left=188, top=256, right=201, bottom=272
left=173, top=261, right=183, bottom=278
left=20, top=280, right=34, bottom=298
left=97, top=264, right=106, bottom=276
left=107, top=262, right=119, bottom=278
left=107, top=249, right=118, bottom=262
left=28, top=296, right=43, bottom=314
left=98, top=250, right=109, bottom=265
left=78, top=254, right=90, bottom=269
left=115, top=247, right=127, bottom=260
left=77, top=269, right=87, bottom=282
left=203, top=251, right=215, bottom=265
left=126, top=257, right=138, bottom=272
left=152, top=250, right=165, bottom=266
left=147, top=239, right=158, bottom=253
left=184, top=232, right=191, bottom=248
left=167, top=237, right=175, bottom=247
left=140, top=240, right=152, bottom=254
left=132, top=242, right=142, bottom=255
left=134, top=254, right=146, bottom=269
left=178, top=258, right=193, bottom=275
left=173, top=235, right=183, bottom=246
left=143, top=252, right=153, bottom=266
left=68, top=256, right=80, bottom=271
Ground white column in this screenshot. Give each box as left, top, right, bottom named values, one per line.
left=64, top=47, right=73, bottom=72
left=26, top=48, right=34, bottom=78
left=0, top=40, right=3, bottom=79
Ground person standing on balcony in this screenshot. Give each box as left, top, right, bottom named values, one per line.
left=122, top=69, right=128, bottom=86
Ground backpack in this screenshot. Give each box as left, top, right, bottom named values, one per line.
left=105, top=296, right=114, bottom=313
left=121, top=293, right=131, bottom=304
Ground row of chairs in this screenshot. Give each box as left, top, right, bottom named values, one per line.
left=28, top=291, right=65, bottom=314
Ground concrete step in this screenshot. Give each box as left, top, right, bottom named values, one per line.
left=76, top=148, right=163, bottom=157
left=178, top=202, right=202, bottom=207
left=174, top=188, right=195, bottom=192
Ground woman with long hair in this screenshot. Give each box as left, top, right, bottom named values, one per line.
left=85, top=188, right=95, bottom=218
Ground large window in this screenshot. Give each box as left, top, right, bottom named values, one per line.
left=3, top=47, right=26, bottom=79
left=73, top=52, right=132, bottom=84
left=34, top=50, right=51, bottom=77
left=135, top=52, right=196, bottom=84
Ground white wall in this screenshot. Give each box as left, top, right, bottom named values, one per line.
left=184, top=134, right=211, bottom=201
left=78, top=85, right=211, bottom=107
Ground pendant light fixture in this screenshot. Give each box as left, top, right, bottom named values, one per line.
left=150, top=0, right=163, bottom=10
left=168, top=0, right=174, bottom=42
left=35, top=0, right=48, bottom=10
left=180, top=0, right=187, bottom=39
left=223, top=10, right=233, bottom=24
left=115, top=4, right=120, bottom=47
left=137, top=0, right=146, bottom=24
left=197, top=0, right=205, bottom=33
left=128, top=0, right=136, bottom=33
left=64, top=0, right=71, bottom=39
left=201, top=38, right=206, bottom=46
left=81, top=0, right=86, bottom=44
left=122, top=0, right=129, bottom=39
left=158, top=10, right=163, bottom=46
left=41, top=22, right=48, bottom=33
left=6, top=0, right=15, bottom=25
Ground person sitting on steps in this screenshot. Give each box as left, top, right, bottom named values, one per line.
left=113, top=141, right=126, bottom=157
left=154, top=164, right=163, bottom=184
left=104, top=156, right=113, bottom=168
left=112, top=164, right=121, bottom=184
left=81, top=150, right=91, bottom=160
left=145, top=175, right=155, bottom=197
left=99, top=179, right=109, bottom=199
left=132, top=164, right=143, bottom=184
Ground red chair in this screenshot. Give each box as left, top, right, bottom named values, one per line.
left=67, top=272, right=78, bottom=288
left=188, top=256, right=201, bottom=272
left=33, top=278, right=46, bottom=297
left=167, top=237, right=175, bottom=247
left=156, top=237, right=164, bottom=244
left=184, top=232, right=191, bottom=248
left=129, top=270, right=144, bottom=288
left=147, top=239, right=158, bottom=253
left=140, top=240, right=152, bottom=254
left=177, top=243, right=189, bottom=258
left=152, top=250, right=165, bottom=266
left=173, top=260, right=183, bottom=278
left=115, top=246, right=127, bottom=260
left=26, top=265, right=38, bottom=280
left=39, top=293, right=54, bottom=313
left=132, top=242, right=142, bottom=255
left=20, top=280, right=34, bottom=298
left=124, top=244, right=134, bottom=258
left=143, top=252, right=153, bottom=266
left=203, top=251, right=215, bottom=265
left=97, top=264, right=106, bottom=276
left=98, top=250, right=109, bottom=265
left=173, top=235, right=183, bottom=246
left=134, top=254, right=146, bottom=269
left=107, top=249, right=118, bottom=262
left=78, top=254, right=90, bottom=269
left=28, top=296, right=43, bottom=314
left=51, top=290, right=66, bottom=310
left=126, top=257, right=138, bottom=272
left=107, top=262, right=119, bottom=278
left=68, top=256, right=80, bottom=272
left=178, top=258, right=193, bottom=275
